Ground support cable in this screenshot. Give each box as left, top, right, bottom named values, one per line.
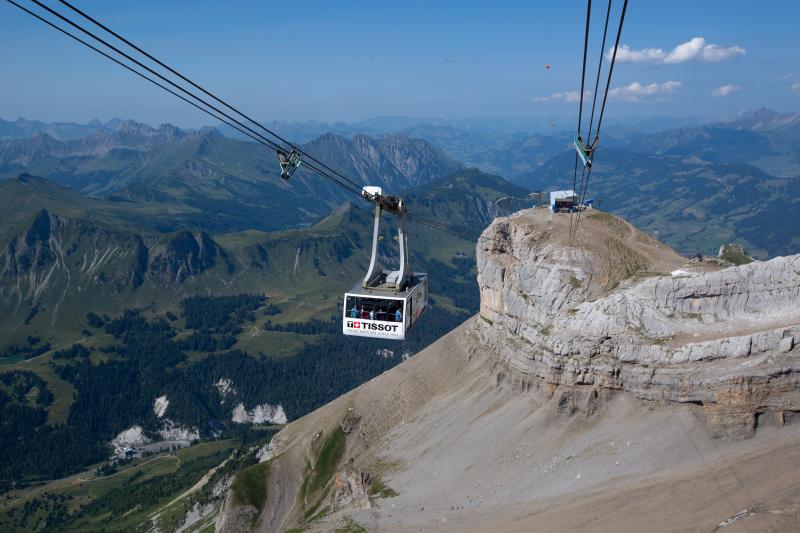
left=572, top=0, right=612, bottom=242
left=572, top=0, right=629, bottom=240
left=56, top=0, right=366, bottom=194
left=570, top=0, right=593, bottom=241
left=10, top=0, right=370, bottom=202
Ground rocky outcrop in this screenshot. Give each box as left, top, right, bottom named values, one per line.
left=0, top=211, right=231, bottom=306
left=300, top=132, right=463, bottom=191
left=0, top=208, right=239, bottom=334
left=718, top=243, right=753, bottom=265
left=476, top=208, right=800, bottom=439
left=330, top=464, right=372, bottom=512
left=158, top=419, right=200, bottom=442
left=231, top=403, right=287, bottom=425
left=111, top=425, right=151, bottom=455
left=146, top=230, right=229, bottom=284
left=0, top=209, right=147, bottom=303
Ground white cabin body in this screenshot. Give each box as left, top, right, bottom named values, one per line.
left=343, top=274, right=428, bottom=341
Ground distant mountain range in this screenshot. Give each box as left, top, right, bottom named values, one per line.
left=0, top=120, right=462, bottom=233
left=0, top=117, right=125, bottom=141
left=623, top=108, right=800, bottom=177
left=2, top=108, right=799, bottom=259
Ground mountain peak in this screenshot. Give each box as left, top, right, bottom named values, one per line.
left=157, top=123, right=185, bottom=138
left=114, top=119, right=157, bottom=135
left=14, top=172, right=35, bottom=183
left=26, top=209, right=53, bottom=244
left=299, top=132, right=461, bottom=191
left=315, top=131, right=349, bottom=144
left=7, top=173, right=70, bottom=192
left=747, top=106, right=780, bottom=119
left=724, top=107, right=800, bottom=131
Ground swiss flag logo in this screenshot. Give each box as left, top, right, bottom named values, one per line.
left=353, top=321, right=361, bottom=329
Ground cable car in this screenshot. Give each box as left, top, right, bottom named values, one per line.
left=343, top=187, right=429, bottom=341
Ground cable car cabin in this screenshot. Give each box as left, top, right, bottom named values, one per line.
left=342, top=186, right=429, bottom=341
left=343, top=274, right=428, bottom=341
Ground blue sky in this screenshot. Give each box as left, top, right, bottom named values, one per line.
left=1, top=0, right=798, bottom=127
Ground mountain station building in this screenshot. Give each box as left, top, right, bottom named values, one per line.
left=550, top=190, right=577, bottom=212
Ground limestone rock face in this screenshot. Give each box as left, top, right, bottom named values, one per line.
left=330, top=465, right=372, bottom=512
left=476, top=208, right=800, bottom=439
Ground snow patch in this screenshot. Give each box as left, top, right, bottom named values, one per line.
left=158, top=419, right=200, bottom=441
left=671, top=269, right=692, bottom=277
left=232, top=402, right=287, bottom=425
left=153, top=395, right=169, bottom=418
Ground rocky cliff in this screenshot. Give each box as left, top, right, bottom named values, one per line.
left=0, top=208, right=232, bottom=331
left=476, top=209, right=800, bottom=439
left=217, top=208, right=800, bottom=532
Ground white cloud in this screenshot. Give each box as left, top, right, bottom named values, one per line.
left=534, top=90, right=591, bottom=103
left=609, top=81, right=681, bottom=101
left=698, top=43, right=746, bottom=62
left=792, top=82, right=800, bottom=95
left=664, top=37, right=706, bottom=63
left=610, top=37, right=745, bottom=64
left=711, top=84, right=741, bottom=97
left=613, top=44, right=667, bottom=63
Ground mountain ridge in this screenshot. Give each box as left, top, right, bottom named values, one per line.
left=0, top=123, right=463, bottom=231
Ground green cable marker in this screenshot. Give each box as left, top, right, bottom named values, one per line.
left=574, top=136, right=593, bottom=169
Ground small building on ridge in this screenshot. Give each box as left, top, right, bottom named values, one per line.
left=550, top=190, right=577, bottom=212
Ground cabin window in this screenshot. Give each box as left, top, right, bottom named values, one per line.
left=345, top=296, right=404, bottom=322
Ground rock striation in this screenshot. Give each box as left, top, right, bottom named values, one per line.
left=476, top=208, right=800, bottom=438
left=0, top=209, right=231, bottom=307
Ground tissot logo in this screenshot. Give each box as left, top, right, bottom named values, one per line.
left=346, top=320, right=399, bottom=332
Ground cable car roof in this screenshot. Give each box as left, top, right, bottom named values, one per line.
left=346, top=273, right=428, bottom=299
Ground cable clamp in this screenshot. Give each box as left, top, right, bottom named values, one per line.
left=277, top=147, right=302, bottom=180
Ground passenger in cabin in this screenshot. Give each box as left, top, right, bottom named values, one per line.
left=376, top=308, right=386, bottom=321
left=360, top=308, right=369, bottom=319
left=369, top=309, right=375, bottom=320
left=350, top=304, right=359, bottom=318
left=395, top=308, right=403, bottom=322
